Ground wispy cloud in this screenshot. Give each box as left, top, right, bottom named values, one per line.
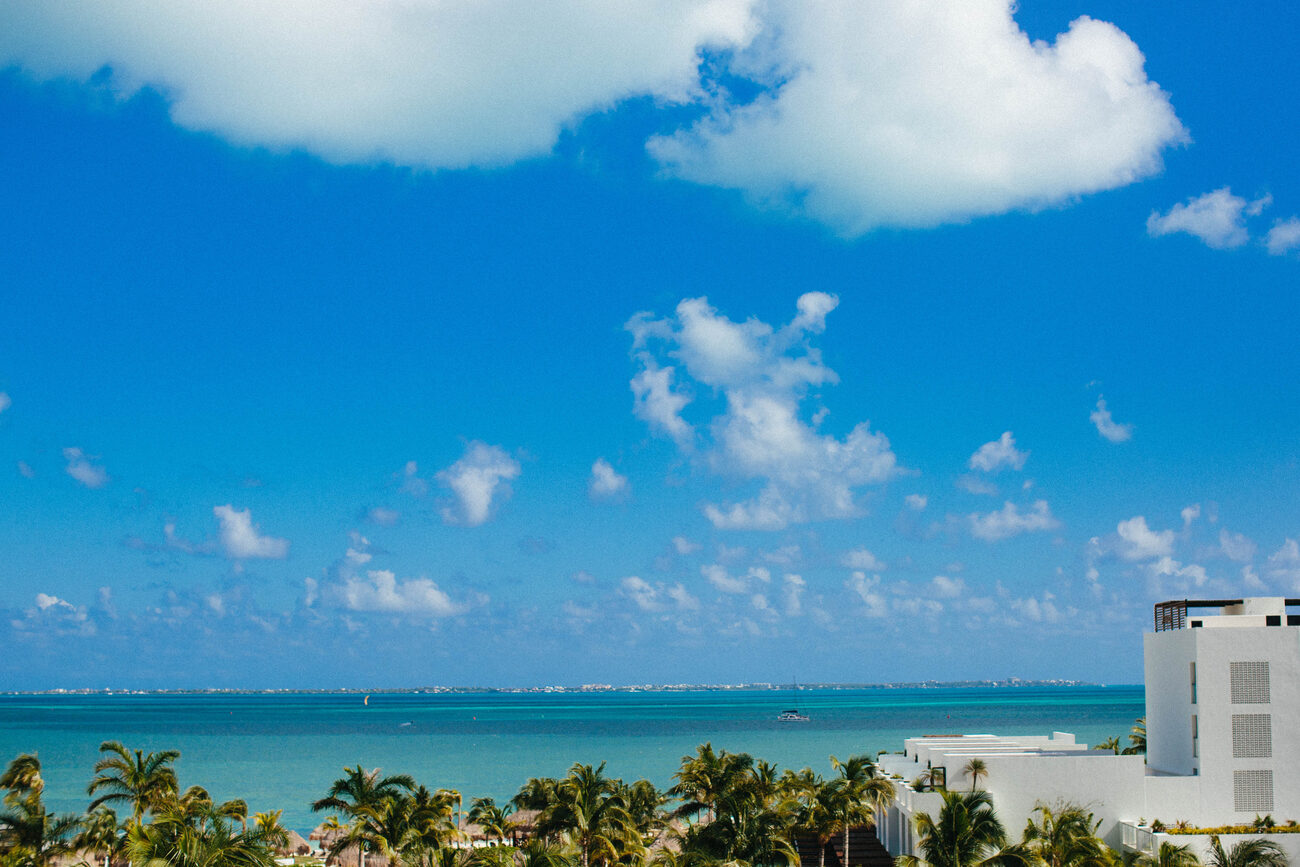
left=1147, top=187, right=1271, bottom=249
left=1090, top=397, right=1133, bottom=443
left=63, top=447, right=109, bottom=488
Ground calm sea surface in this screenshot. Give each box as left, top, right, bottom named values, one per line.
left=0, top=687, right=1143, bottom=832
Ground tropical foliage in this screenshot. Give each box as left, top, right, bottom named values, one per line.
left=897, top=790, right=1031, bottom=867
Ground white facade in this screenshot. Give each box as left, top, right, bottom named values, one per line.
left=876, top=598, right=1300, bottom=860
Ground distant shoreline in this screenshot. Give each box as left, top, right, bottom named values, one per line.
left=5, top=679, right=1133, bottom=696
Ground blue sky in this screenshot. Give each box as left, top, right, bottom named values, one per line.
left=1, top=0, right=1298, bottom=689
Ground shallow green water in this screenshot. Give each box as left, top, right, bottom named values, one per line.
left=0, top=686, right=1144, bottom=832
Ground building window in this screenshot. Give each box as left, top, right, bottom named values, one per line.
left=1192, top=715, right=1198, bottom=757
left=1232, top=714, right=1272, bottom=758
left=1230, top=661, right=1270, bottom=704
left=1234, top=770, right=1273, bottom=812
left=1190, top=661, right=1197, bottom=704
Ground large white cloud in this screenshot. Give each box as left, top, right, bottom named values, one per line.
left=628, top=293, right=898, bottom=530
left=0, top=2, right=1181, bottom=234
left=213, top=504, right=289, bottom=559
left=0, top=0, right=757, bottom=169
left=436, top=441, right=520, bottom=526
left=650, top=0, right=1185, bottom=234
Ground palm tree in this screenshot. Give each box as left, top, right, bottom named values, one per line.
left=0, top=756, right=44, bottom=807
left=963, top=760, right=989, bottom=792
left=313, top=764, right=418, bottom=818
left=782, top=769, right=841, bottom=867
left=1021, top=802, right=1109, bottom=867
left=1205, top=836, right=1287, bottom=867
left=326, top=785, right=459, bottom=867
left=1123, top=719, right=1147, bottom=756
left=75, top=807, right=124, bottom=867
left=124, top=800, right=284, bottom=867
left=536, top=763, right=640, bottom=867
left=0, top=755, right=85, bottom=867
left=896, top=790, right=1031, bottom=867
left=1096, top=738, right=1121, bottom=756
left=669, top=744, right=754, bottom=825
left=830, top=755, right=894, bottom=867
left=467, top=798, right=513, bottom=845
left=86, top=742, right=180, bottom=824
left=1133, top=842, right=1199, bottom=867
left=314, top=764, right=420, bottom=867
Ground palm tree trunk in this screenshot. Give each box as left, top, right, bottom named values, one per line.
left=844, top=828, right=851, bottom=867
left=820, top=837, right=827, bottom=867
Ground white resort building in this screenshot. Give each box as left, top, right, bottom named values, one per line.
left=875, top=597, right=1300, bottom=861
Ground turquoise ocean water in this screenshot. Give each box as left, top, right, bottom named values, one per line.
left=0, top=687, right=1143, bottom=833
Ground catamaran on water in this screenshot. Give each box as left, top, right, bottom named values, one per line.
left=776, top=679, right=810, bottom=721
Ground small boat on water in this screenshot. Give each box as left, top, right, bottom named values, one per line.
left=776, top=678, right=810, bottom=721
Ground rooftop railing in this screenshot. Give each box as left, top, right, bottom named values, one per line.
left=1154, top=599, right=1300, bottom=631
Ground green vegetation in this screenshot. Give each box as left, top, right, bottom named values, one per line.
left=3, top=746, right=1296, bottom=867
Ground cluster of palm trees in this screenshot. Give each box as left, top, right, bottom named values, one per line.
left=899, top=793, right=1287, bottom=867
left=309, top=746, right=895, bottom=867
left=1097, top=720, right=1147, bottom=757
left=0, top=742, right=289, bottom=867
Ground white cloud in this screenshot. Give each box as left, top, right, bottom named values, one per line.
left=16, top=461, right=35, bottom=478
left=342, top=569, right=468, bottom=617
left=782, top=573, right=805, bottom=616
left=629, top=293, right=897, bottom=530
left=968, top=432, right=1028, bottom=472
left=212, top=504, right=289, bottom=559
left=588, top=458, right=629, bottom=499
left=956, top=474, right=999, bottom=496
left=0, top=0, right=758, bottom=170
left=847, top=571, right=887, bottom=618
left=366, top=506, right=400, bottom=526
left=930, top=575, right=965, bottom=598
left=1116, top=515, right=1174, bottom=561
left=1266, top=217, right=1300, bottom=256
left=969, top=500, right=1059, bottom=541
left=36, top=592, right=78, bottom=613
left=436, top=441, right=520, bottom=526
left=1090, top=397, right=1133, bottom=443
left=1147, top=187, right=1271, bottom=249
left=1219, top=529, right=1256, bottom=563
left=841, top=547, right=885, bottom=571
left=672, top=536, right=701, bottom=555
left=1011, top=594, right=1062, bottom=623
left=905, top=494, right=927, bottom=511
left=0, top=392, right=9, bottom=414
left=62, top=447, right=109, bottom=488
left=702, top=563, right=770, bottom=594
left=630, top=361, right=694, bottom=446
left=620, top=576, right=698, bottom=612
left=400, top=460, right=429, bottom=497
left=1147, top=556, right=1209, bottom=595
left=1181, top=504, right=1201, bottom=528
left=651, top=1, right=1183, bottom=235
left=1266, top=539, right=1300, bottom=587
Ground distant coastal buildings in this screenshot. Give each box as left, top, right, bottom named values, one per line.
left=876, top=597, right=1300, bottom=862
left=13, top=678, right=1094, bottom=696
